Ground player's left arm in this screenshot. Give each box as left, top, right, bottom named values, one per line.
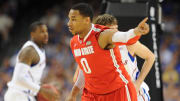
left=98, top=18, right=149, bottom=49
left=66, top=68, right=84, bottom=101
left=128, top=41, right=155, bottom=92
left=73, top=66, right=80, bottom=83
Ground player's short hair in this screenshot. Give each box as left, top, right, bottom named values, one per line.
left=71, top=3, right=94, bottom=21
left=29, top=21, right=45, bottom=32
left=94, top=14, right=117, bottom=26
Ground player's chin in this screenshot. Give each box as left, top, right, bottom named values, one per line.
left=43, top=40, right=48, bottom=45
left=71, top=31, right=78, bottom=35
left=74, top=33, right=78, bottom=35
left=69, top=29, right=75, bottom=34
left=72, top=32, right=77, bottom=35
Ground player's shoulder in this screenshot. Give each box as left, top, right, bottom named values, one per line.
left=22, top=46, right=35, bottom=54
left=94, top=24, right=109, bottom=31
left=92, top=24, right=110, bottom=39
left=70, top=35, right=78, bottom=43
left=20, top=46, right=37, bottom=57
left=18, top=46, right=38, bottom=62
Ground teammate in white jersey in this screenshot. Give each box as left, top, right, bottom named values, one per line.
left=4, top=21, right=59, bottom=101
left=71, top=14, right=155, bottom=101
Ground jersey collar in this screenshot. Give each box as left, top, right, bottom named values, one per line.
left=78, top=24, right=94, bottom=43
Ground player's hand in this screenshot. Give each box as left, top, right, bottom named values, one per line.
left=66, top=85, right=80, bottom=101
left=133, top=81, right=141, bottom=94
left=66, top=94, right=76, bottom=101
left=134, top=17, right=149, bottom=36
left=38, top=87, right=60, bottom=101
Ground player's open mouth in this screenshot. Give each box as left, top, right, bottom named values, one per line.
left=45, top=38, right=48, bottom=42
left=69, top=27, right=73, bottom=31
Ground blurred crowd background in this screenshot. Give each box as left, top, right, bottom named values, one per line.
left=161, top=0, right=180, bottom=101
left=0, top=0, right=179, bottom=101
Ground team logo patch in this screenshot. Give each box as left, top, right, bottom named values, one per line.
left=86, top=41, right=91, bottom=46
left=93, top=28, right=101, bottom=32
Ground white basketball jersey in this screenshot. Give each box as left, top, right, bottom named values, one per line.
left=119, top=45, right=149, bottom=91
left=8, top=41, right=46, bottom=92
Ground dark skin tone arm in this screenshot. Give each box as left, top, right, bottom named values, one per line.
left=19, top=46, right=59, bottom=101
left=18, top=46, right=39, bottom=65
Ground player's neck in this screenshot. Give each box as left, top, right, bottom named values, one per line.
left=31, top=39, right=43, bottom=48
left=79, top=24, right=92, bottom=39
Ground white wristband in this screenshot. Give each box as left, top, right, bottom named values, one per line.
left=13, top=62, right=40, bottom=95
left=112, top=29, right=136, bottom=43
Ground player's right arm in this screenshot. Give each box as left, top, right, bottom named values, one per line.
left=127, top=41, right=155, bottom=92
left=14, top=46, right=40, bottom=95
left=16, top=46, right=58, bottom=100
left=98, top=17, right=149, bottom=49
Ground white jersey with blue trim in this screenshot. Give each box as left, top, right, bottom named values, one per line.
left=8, top=40, right=46, bottom=93
left=119, top=45, right=149, bottom=92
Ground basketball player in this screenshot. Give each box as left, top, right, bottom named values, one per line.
left=67, top=3, right=149, bottom=101
left=4, top=21, right=59, bottom=101
left=72, top=14, right=155, bottom=101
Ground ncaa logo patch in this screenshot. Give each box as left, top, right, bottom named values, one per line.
left=86, top=41, right=91, bottom=46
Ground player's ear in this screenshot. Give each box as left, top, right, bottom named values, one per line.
left=30, top=32, right=35, bottom=39
left=85, top=17, right=91, bottom=24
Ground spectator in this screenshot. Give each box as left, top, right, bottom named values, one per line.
left=0, top=9, right=13, bottom=47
